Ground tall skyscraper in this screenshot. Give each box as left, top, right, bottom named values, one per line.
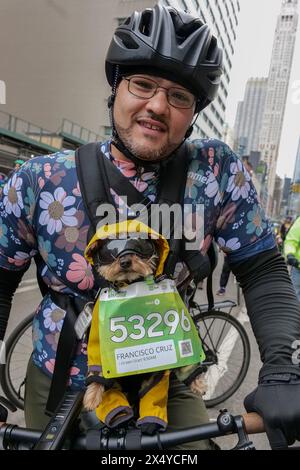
left=292, top=136, right=300, bottom=183
left=259, top=0, right=299, bottom=216
left=234, top=78, right=268, bottom=156
left=290, top=136, right=300, bottom=214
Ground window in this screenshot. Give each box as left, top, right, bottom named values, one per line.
left=104, top=126, right=112, bottom=136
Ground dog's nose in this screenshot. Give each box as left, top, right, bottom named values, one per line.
left=119, top=256, right=132, bottom=270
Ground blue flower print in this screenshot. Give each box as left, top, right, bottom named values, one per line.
left=56, top=152, right=76, bottom=169
left=246, top=205, right=267, bottom=237
left=38, top=236, right=57, bottom=267
left=0, top=217, right=8, bottom=247
left=24, top=187, right=36, bottom=221
left=32, top=317, right=43, bottom=353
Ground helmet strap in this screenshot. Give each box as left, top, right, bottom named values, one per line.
left=184, top=112, right=200, bottom=139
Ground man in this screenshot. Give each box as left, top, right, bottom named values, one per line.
left=281, top=216, right=293, bottom=243
left=284, top=216, right=300, bottom=301
left=0, top=5, right=300, bottom=450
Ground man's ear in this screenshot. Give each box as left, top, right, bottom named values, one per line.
left=108, top=95, right=115, bottom=109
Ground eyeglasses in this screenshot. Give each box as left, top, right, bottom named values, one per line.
left=123, top=76, right=196, bottom=109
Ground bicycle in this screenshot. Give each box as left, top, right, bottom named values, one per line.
left=189, top=298, right=250, bottom=408
left=0, top=390, right=265, bottom=450
left=0, top=312, right=34, bottom=410
left=0, top=299, right=250, bottom=411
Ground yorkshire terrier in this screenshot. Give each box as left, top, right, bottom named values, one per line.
left=83, top=236, right=207, bottom=427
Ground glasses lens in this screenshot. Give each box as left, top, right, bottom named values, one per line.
left=168, top=88, right=195, bottom=108
left=129, top=77, right=156, bottom=98
left=127, top=76, right=195, bottom=109
left=98, top=237, right=156, bottom=263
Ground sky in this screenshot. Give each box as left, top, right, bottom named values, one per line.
left=225, top=0, right=300, bottom=179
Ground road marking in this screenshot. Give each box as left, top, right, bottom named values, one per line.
left=16, top=284, right=38, bottom=294
left=204, top=309, right=249, bottom=399
left=20, top=278, right=37, bottom=285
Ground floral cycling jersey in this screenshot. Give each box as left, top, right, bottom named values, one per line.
left=0, top=139, right=275, bottom=389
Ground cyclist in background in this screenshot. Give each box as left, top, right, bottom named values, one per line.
left=0, top=5, right=300, bottom=450
left=284, top=215, right=300, bottom=301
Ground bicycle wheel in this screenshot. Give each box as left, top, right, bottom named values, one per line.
left=194, top=310, right=250, bottom=408
left=0, top=312, right=34, bottom=410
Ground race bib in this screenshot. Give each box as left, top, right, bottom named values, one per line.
left=98, top=278, right=205, bottom=378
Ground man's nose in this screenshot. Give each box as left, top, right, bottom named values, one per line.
left=145, top=88, right=169, bottom=114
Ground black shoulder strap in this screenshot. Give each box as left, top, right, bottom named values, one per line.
left=75, top=142, right=189, bottom=276
left=155, top=143, right=189, bottom=276
left=75, top=143, right=152, bottom=236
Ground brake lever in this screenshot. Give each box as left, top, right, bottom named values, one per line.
left=217, top=409, right=255, bottom=450
left=232, top=416, right=255, bottom=450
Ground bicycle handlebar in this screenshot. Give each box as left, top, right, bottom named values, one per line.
left=0, top=411, right=264, bottom=451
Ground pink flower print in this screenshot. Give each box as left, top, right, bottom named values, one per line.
left=44, top=163, right=52, bottom=179
left=213, top=162, right=220, bottom=178
left=113, top=159, right=136, bottom=178
left=55, top=210, right=89, bottom=252
left=216, top=202, right=236, bottom=230
left=133, top=179, right=148, bottom=192
left=200, top=234, right=213, bottom=253
left=17, top=219, right=36, bottom=247
left=72, top=181, right=81, bottom=197
left=38, top=177, right=45, bottom=189
left=66, top=253, right=94, bottom=290
left=76, top=341, right=87, bottom=355
left=8, top=251, right=32, bottom=267
left=45, top=358, right=56, bottom=374
left=207, top=147, right=215, bottom=166
left=68, top=366, right=81, bottom=386
left=133, top=171, right=156, bottom=192
left=45, top=332, right=60, bottom=352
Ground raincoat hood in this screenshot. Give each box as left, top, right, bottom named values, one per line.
left=84, top=220, right=170, bottom=276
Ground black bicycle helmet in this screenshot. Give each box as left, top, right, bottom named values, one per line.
left=106, top=4, right=223, bottom=112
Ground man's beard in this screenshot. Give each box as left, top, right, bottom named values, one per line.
left=115, top=121, right=179, bottom=162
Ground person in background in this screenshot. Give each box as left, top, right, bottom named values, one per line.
left=6, top=159, right=25, bottom=180
left=284, top=215, right=300, bottom=300
left=216, top=253, right=231, bottom=296
left=280, top=216, right=293, bottom=243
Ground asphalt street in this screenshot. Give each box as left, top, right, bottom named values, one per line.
left=0, top=256, right=271, bottom=449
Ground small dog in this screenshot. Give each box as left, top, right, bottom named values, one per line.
left=83, top=235, right=207, bottom=429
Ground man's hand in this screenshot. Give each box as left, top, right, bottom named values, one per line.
left=244, top=374, right=300, bottom=449
left=286, top=254, right=299, bottom=268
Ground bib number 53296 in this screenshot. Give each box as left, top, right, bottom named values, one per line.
left=110, top=309, right=191, bottom=343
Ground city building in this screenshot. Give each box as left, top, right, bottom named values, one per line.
left=233, top=78, right=268, bottom=156
left=222, top=123, right=235, bottom=149
left=281, top=176, right=293, bottom=216
left=161, top=0, right=241, bottom=140
left=0, top=0, right=241, bottom=172
left=273, top=175, right=284, bottom=218
left=259, top=0, right=299, bottom=216
left=290, top=136, right=300, bottom=215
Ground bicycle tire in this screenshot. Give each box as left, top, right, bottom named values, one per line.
left=194, top=310, right=251, bottom=408
left=0, top=312, right=34, bottom=410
